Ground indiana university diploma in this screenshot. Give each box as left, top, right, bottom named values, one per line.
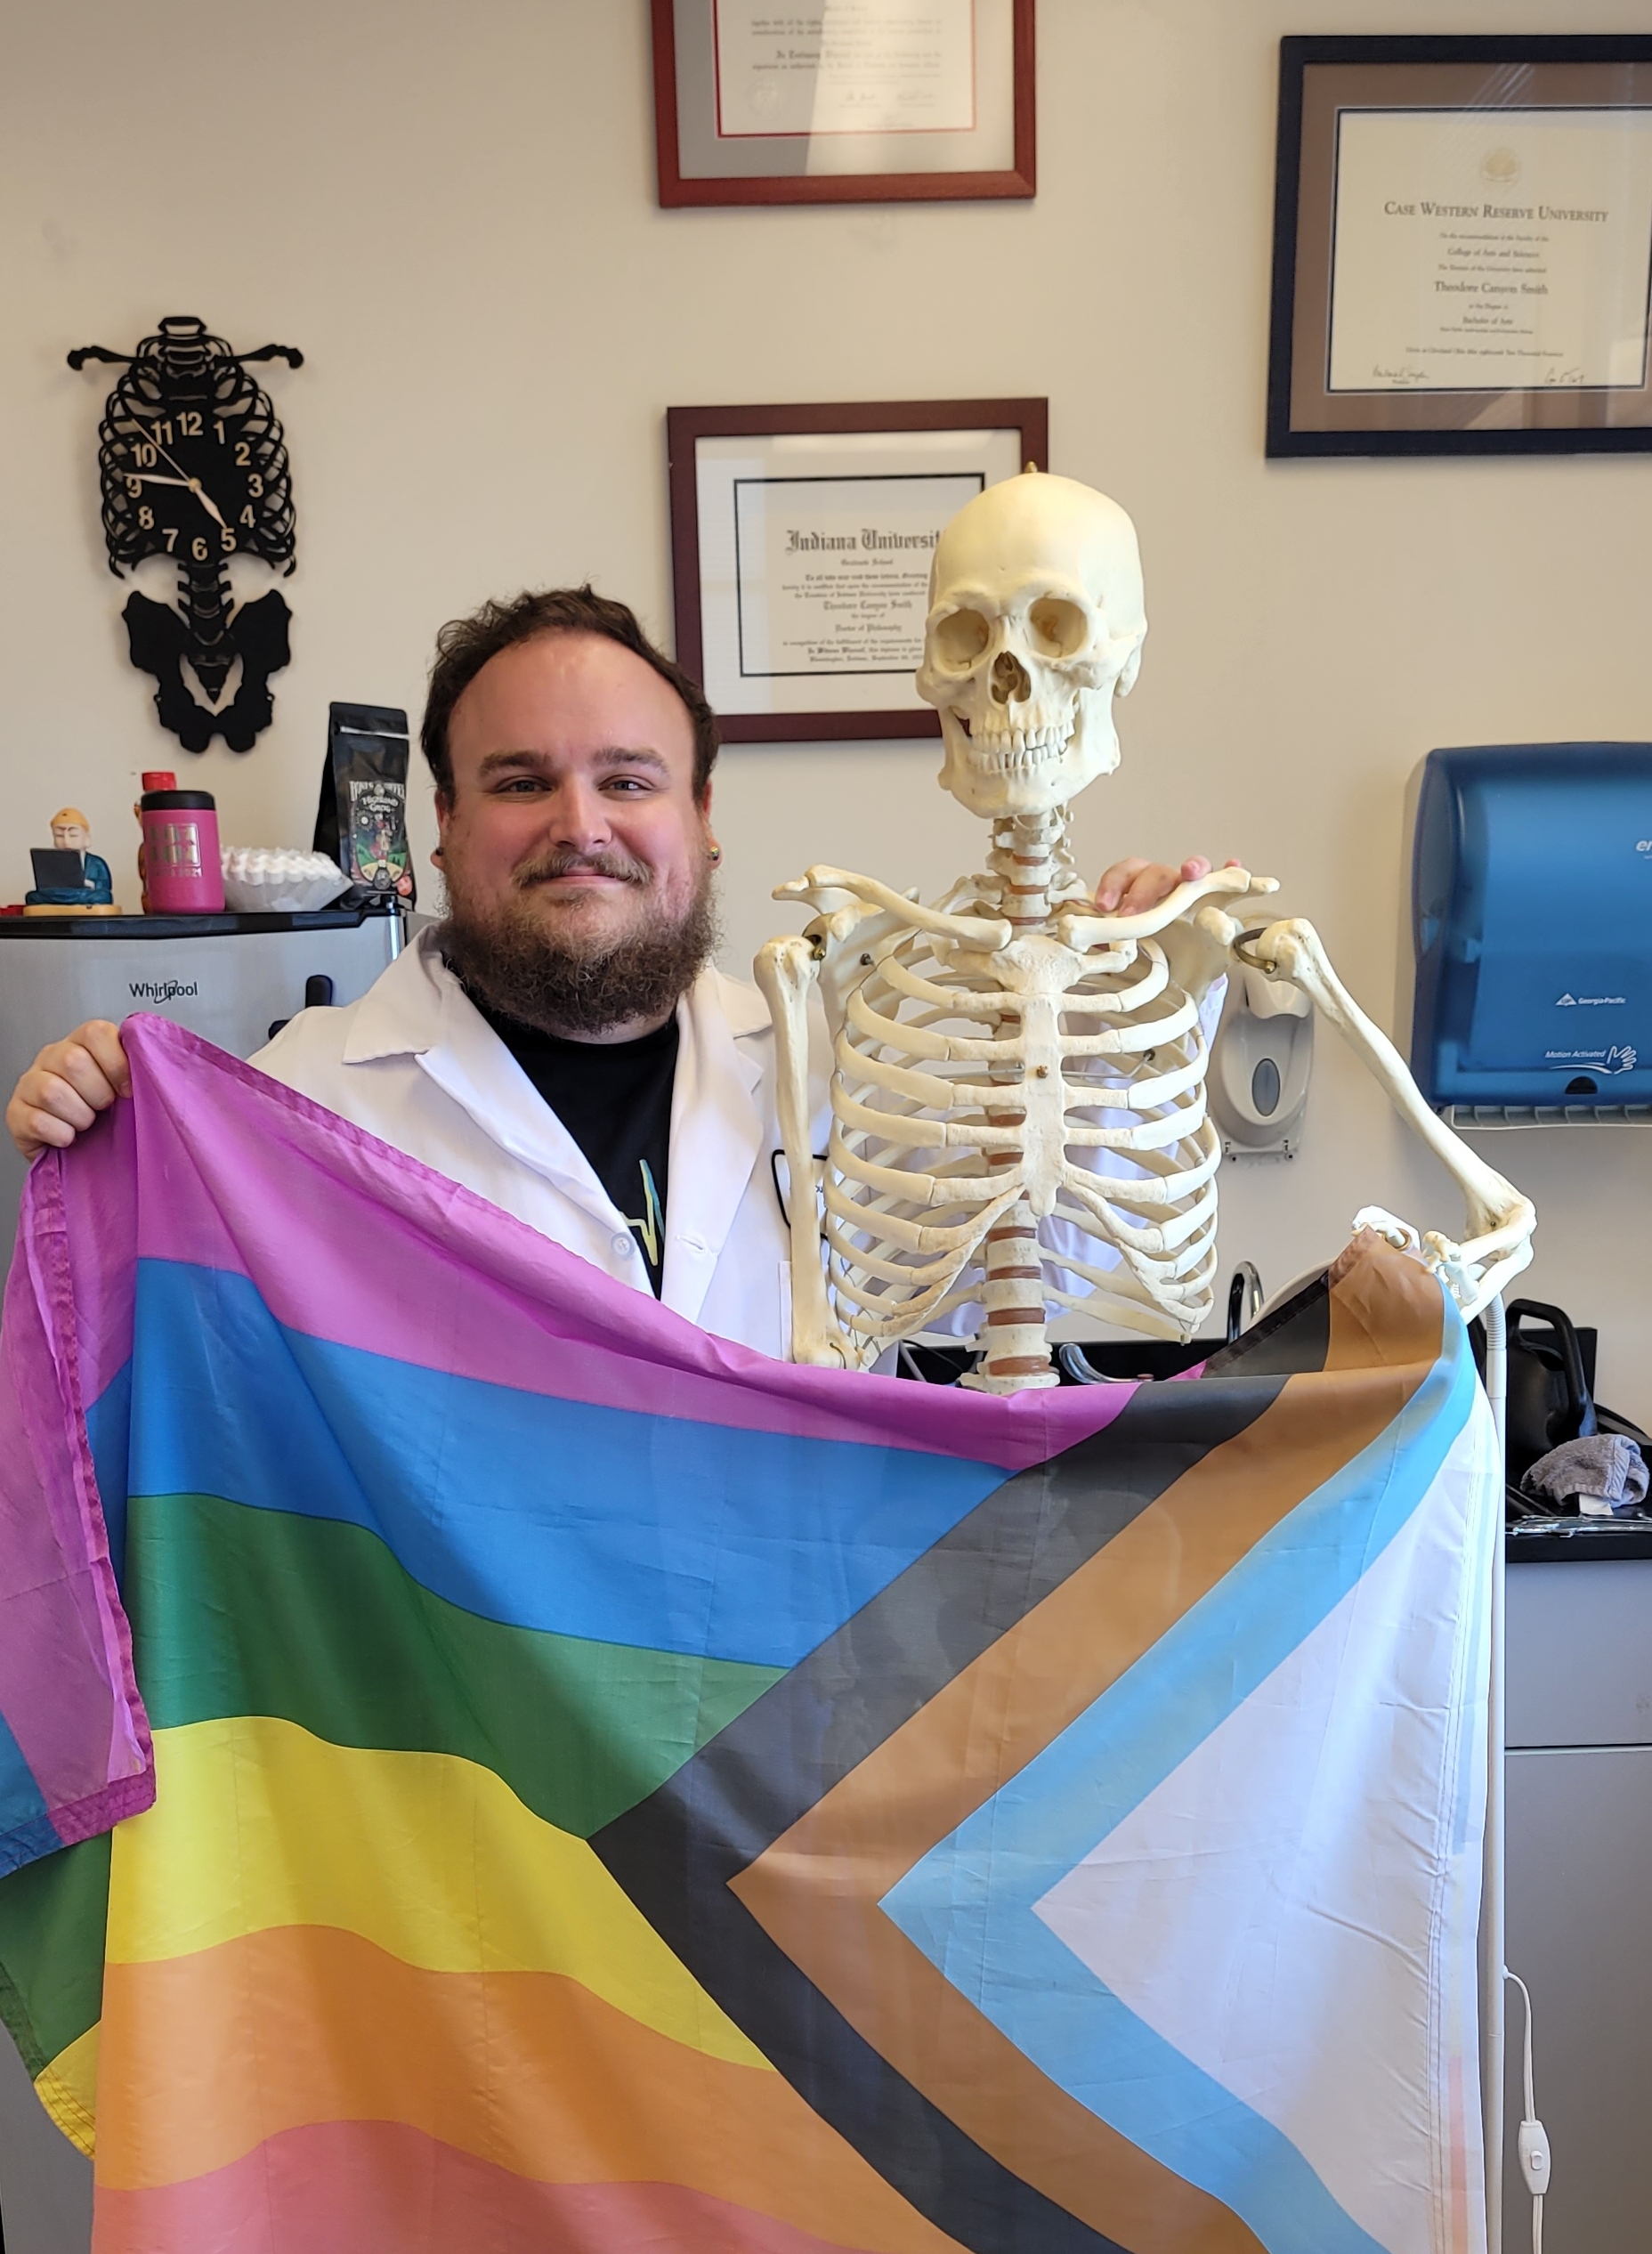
left=733, top=471, right=982, bottom=679
left=1328, top=107, right=1652, bottom=391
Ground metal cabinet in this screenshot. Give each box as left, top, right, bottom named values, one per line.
left=1503, top=1559, right=1652, bottom=2253
left=0, top=2035, right=90, bottom=2254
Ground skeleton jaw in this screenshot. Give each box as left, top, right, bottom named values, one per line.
left=938, top=688, right=1120, bottom=817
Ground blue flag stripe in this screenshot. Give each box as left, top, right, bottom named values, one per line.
left=126, top=1260, right=1007, bottom=1667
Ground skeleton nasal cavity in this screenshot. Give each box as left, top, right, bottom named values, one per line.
left=991, top=648, right=1032, bottom=709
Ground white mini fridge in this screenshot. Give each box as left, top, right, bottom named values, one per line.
left=0, top=901, right=402, bottom=1278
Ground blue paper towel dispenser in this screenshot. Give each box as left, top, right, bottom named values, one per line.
left=1411, top=742, right=1652, bottom=1122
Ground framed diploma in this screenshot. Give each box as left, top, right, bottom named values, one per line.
left=1267, top=35, right=1652, bottom=455
left=668, top=399, right=1047, bottom=740
left=652, top=0, right=1035, bottom=207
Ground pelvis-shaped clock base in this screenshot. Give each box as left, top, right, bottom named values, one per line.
left=124, top=589, right=291, bottom=756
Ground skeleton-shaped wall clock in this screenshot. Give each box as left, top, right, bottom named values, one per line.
left=68, top=315, right=303, bottom=754
left=757, top=469, right=1536, bottom=1394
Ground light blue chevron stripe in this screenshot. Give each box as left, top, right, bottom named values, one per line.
left=882, top=1296, right=1477, bottom=2254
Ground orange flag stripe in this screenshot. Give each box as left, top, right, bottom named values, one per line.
left=96, top=1923, right=965, bottom=2254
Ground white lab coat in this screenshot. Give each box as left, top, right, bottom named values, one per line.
left=254, top=928, right=798, bottom=1357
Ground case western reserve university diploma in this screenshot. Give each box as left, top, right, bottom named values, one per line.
left=1328, top=107, right=1652, bottom=392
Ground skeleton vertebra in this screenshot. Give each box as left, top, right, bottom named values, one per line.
left=757, top=470, right=1535, bottom=1391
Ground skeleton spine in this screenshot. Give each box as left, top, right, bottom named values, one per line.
left=971, top=811, right=1067, bottom=1391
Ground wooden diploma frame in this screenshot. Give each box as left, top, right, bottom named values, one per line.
left=652, top=0, right=1035, bottom=207
left=668, top=398, right=1048, bottom=742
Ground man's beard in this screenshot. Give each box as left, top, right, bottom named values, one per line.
left=441, top=847, right=718, bottom=1039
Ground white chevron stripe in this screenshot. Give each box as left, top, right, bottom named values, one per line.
left=1034, top=1407, right=1497, bottom=2254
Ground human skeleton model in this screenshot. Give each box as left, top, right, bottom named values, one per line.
left=755, top=471, right=1535, bottom=1394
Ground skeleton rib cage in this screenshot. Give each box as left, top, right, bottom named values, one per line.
left=819, top=904, right=1224, bottom=1359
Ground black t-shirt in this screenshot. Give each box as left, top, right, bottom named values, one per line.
left=476, top=1003, right=679, bottom=1295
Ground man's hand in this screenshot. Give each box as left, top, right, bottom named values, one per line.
left=1093, top=855, right=1241, bottom=914
left=6, top=1022, right=131, bottom=1159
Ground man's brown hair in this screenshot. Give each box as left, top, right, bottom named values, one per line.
left=420, top=586, right=719, bottom=804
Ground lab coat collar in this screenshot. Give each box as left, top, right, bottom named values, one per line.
left=343, top=931, right=769, bottom=1319
left=347, top=930, right=622, bottom=1220
left=662, top=968, right=768, bottom=1326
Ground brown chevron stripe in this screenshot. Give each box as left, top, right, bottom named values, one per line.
left=731, top=1241, right=1444, bottom=2254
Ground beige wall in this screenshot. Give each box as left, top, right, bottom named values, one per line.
left=4, top=0, right=1650, bottom=1413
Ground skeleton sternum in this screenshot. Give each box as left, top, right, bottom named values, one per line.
left=971, top=811, right=1078, bottom=1392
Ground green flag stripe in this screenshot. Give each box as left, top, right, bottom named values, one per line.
left=126, top=1493, right=783, bottom=1840
left=0, top=1834, right=109, bottom=2074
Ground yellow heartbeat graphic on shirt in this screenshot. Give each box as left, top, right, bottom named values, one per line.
left=626, top=1160, right=663, bottom=1269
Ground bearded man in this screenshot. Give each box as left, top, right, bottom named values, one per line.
left=6, top=588, right=1217, bottom=1357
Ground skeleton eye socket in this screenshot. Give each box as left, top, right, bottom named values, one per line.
left=1027, top=597, right=1089, bottom=659
left=932, top=607, right=992, bottom=669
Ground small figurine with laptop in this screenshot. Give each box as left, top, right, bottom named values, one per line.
left=24, top=808, right=120, bottom=915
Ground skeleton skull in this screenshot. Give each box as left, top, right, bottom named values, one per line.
left=916, top=469, right=1147, bottom=819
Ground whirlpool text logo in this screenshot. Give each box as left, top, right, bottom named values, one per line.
left=127, top=979, right=199, bottom=1004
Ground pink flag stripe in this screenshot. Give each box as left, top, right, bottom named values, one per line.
left=92, top=2120, right=910, bottom=2254
left=0, top=1154, right=150, bottom=1842
left=110, top=1015, right=1138, bottom=1469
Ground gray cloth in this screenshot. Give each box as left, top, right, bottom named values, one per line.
left=1522, top=1433, right=1650, bottom=1518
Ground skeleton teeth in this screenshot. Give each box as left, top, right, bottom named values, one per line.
left=968, top=726, right=1074, bottom=774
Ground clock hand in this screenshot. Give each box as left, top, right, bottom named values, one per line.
left=119, top=420, right=230, bottom=528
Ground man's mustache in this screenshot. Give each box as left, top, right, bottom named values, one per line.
left=513, top=847, right=652, bottom=890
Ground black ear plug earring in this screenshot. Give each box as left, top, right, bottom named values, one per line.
left=708, top=844, right=723, bottom=863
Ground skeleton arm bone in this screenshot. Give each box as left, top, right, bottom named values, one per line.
left=1241, top=916, right=1535, bottom=1319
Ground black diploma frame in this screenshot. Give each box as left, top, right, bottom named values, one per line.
left=1267, top=35, right=1652, bottom=456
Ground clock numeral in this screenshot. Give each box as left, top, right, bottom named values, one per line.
left=125, top=475, right=142, bottom=499
left=177, top=411, right=203, bottom=438
left=162, top=527, right=178, bottom=553
left=137, top=505, right=154, bottom=531
left=153, top=419, right=173, bottom=448
left=234, top=442, right=252, bottom=466
left=215, top=418, right=226, bottom=444
left=190, top=536, right=209, bottom=562
left=134, top=443, right=158, bottom=468
left=247, top=473, right=264, bottom=498
left=239, top=505, right=256, bottom=527
left=219, top=527, right=237, bottom=552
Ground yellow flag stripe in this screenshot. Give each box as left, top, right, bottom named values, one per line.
left=35, top=2023, right=99, bottom=2156
left=106, top=1716, right=767, bottom=2072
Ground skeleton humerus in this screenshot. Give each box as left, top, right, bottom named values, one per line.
left=756, top=471, right=1535, bottom=1394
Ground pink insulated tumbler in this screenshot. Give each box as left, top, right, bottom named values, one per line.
left=140, top=786, right=223, bottom=914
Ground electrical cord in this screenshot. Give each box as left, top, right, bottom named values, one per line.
left=1504, top=1966, right=1549, bottom=2254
